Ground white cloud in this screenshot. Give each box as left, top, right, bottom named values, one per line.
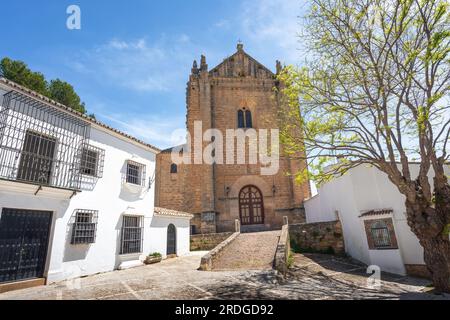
left=214, top=19, right=231, bottom=30
left=71, top=35, right=201, bottom=93
left=239, top=0, right=308, bottom=64
left=96, top=110, right=186, bottom=148
left=177, top=34, right=191, bottom=43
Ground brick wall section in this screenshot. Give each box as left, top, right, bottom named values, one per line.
left=289, top=220, right=345, bottom=255
left=190, top=232, right=233, bottom=251
left=405, top=264, right=431, bottom=279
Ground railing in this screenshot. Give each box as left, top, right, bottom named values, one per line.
left=0, top=90, right=90, bottom=191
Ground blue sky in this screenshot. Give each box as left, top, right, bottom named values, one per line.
left=0, top=0, right=308, bottom=149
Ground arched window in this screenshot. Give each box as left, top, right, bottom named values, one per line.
left=170, top=163, right=177, bottom=174
left=245, top=110, right=252, bottom=128
left=237, top=109, right=252, bottom=128
left=237, top=110, right=245, bottom=128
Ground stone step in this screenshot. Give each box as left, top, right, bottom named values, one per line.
left=240, top=224, right=271, bottom=233
left=212, top=230, right=281, bottom=271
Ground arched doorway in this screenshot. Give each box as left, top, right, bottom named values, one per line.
left=239, top=185, right=264, bottom=225
left=167, top=224, right=176, bottom=255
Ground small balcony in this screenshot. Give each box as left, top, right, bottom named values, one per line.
left=0, top=90, right=91, bottom=192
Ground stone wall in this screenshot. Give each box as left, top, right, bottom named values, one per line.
left=405, top=264, right=431, bottom=279
left=289, top=220, right=345, bottom=255
left=199, top=232, right=240, bottom=271
left=190, top=232, right=233, bottom=251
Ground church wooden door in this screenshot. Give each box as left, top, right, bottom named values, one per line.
left=239, top=186, right=264, bottom=225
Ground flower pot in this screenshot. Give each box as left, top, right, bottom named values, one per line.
left=144, top=256, right=162, bottom=265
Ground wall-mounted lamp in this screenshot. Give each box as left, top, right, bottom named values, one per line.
left=225, top=186, right=230, bottom=196
left=272, top=184, right=276, bottom=195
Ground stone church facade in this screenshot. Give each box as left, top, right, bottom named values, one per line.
left=155, top=44, right=310, bottom=234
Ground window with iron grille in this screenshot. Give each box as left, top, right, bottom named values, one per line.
left=0, top=90, right=90, bottom=191
left=170, top=163, right=178, bottom=174
left=71, top=210, right=98, bottom=245
left=370, top=220, right=392, bottom=248
left=126, top=161, right=146, bottom=186
left=80, top=145, right=105, bottom=178
left=120, top=215, right=144, bottom=254
left=17, top=130, right=57, bottom=186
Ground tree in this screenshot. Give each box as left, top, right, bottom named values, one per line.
left=0, top=57, right=48, bottom=96
left=1, top=57, right=87, bottom=114
left=278, top=0, right=450, bottom=292
left=48, top=79, right=86, bottom=114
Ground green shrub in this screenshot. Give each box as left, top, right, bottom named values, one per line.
left=148, top=252, right=162, bottom=258
left=287, top=251, right=295, bottom=268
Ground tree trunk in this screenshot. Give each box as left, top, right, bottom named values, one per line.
left=421, top=237, right=450, bottom=293
left=406, top=192, right=450, bottom=293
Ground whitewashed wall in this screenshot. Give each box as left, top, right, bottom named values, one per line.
left=149, top=216, right=191, bottom=257
left=304, top=163, right=450, bottom=275
left=0, top=119, right=190, bottom=283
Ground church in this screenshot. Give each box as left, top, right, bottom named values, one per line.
left=155, top=43, right=311, bottom=234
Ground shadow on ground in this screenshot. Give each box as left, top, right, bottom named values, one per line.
left=203, top=253, right=447, bottom=300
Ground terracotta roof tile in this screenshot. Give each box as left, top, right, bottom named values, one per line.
left=154, top=207, right=193, bottom=219
left=359, top=209, right=393, bottom=218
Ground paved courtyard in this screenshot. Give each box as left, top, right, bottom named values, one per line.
left=0, top=251, right=447, bottom=300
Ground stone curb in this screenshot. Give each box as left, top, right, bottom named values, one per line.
left=274, top=220, right=290, bottom=277
left=199, top=232, right=241, bottom=271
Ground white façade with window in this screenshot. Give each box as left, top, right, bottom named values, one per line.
left=0, top=78, right=192, bottom=285
left=304, top=163, right=450, bottom=276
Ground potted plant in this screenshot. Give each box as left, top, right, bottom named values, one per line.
left=144, top=252, right=162, bottom=265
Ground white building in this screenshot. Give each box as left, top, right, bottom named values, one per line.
left=0, top=78, right=192, bottom=290
left=304, top=163, right=450, bottom=277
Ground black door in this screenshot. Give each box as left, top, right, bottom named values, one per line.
left=166, top=224, right=176, bottom=255
left=0, top=208, right=53, bottom=283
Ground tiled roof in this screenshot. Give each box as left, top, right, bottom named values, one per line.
left=154, top=207, right=194, bottom=219
left=359, top=209, right=393, bottom=218
left=0, top=78, right=161, bottom=153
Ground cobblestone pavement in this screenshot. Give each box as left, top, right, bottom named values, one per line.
left=0, top=251, right=448, bottom=300
left=212, top=231, right=281, bottom=271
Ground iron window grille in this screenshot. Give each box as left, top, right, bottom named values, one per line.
left=370, top=220, right=392, bottom=248
left=120, top=215, right=144, bottom=255
left=79, top=144, right=105, bottom=178
left=126, top=160, right=146, bottom=186
left=0, top=90, right=90, bottom=190
left=71, top=209, right=98, bottom=245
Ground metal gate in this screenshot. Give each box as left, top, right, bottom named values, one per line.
left=166, top=224, right=176, bottom=255
left=0, top=208, right=53, bottom=283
